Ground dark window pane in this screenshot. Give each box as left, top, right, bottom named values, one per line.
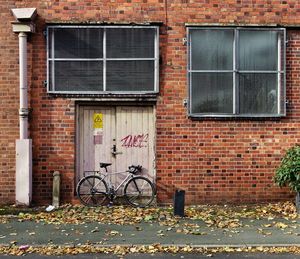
left=279, top=73, right=285, bottom=115
left=191, top=73, right=233, bottom=114
left=190, top=29, right=234, bottom=70
left=106, top=61, right=154, bottom=91
left=51, top=61, right=103, bottom=91
left=239, top=73, right=278, bottom=114
left=239, top=30, right=278, bottom=71
left=106, top=28, right=155, bottom=58
left=278, top=31, right=285, bottom=72
left=48, top=28, right=53, bottom=59
left=54, top=28, right=103, bottom=58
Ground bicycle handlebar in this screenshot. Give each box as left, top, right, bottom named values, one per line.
left=128, top=165, right=142, bottom=174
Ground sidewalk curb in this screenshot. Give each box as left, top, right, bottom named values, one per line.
left=0, top=243, right=300, bottom=248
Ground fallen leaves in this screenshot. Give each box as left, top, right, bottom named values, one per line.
left=17, top=205, right=164, bottom=226
left=1, top=244, right=300, bottom=256
left=106, top=230, right=121, bottom=237
left=0, top=217, right=9, bottom=224
left=257, top=228, right=272, bottom=236
left=0, top=201, right=299, bottom=255
left=274, top=222, right=289, bottom=229
left=9, top=201, right=298, bottom=229
left=0, top=200, right=299, bottom=255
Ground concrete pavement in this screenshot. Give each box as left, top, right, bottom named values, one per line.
left=0, top=214, right=299, bottom=248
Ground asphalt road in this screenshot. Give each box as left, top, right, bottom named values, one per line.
left=0, top=253, right=300, bottom=259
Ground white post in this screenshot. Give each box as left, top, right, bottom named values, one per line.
left=52, top=171, right=61, bottom=208
left=19, top=32, right=28, bottom=139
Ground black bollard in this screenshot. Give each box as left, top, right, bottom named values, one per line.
left=174, top=190, right=185, bottom=217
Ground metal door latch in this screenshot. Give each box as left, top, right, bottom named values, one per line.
left=111, top=144, right=122, bottom=156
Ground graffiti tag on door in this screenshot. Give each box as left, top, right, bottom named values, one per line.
left=121, top=133, right=149, bottom=148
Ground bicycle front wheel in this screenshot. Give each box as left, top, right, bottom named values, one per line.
left=76, top=175, right=108, bottom=206
left=124, top=176, right=155, bottom=208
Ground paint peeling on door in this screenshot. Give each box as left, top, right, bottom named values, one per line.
left=120, top=133, right=149, bottom=148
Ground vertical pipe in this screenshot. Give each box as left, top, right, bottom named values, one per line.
left=19, top=32, right=28, bottom=140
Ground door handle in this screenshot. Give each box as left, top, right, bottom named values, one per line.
left=111, top=144, right=122, bottom=156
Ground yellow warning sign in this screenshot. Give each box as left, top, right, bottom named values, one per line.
left=93, top=113, right=103, bottom=129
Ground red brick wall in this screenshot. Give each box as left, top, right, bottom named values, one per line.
left=1, top=0, right=300, bottom=205
left=0, top=1, right=20, bottom=204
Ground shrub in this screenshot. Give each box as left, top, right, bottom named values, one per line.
left=274, top=145, right=300, bottom=192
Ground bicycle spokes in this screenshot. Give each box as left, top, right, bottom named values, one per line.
left=124, top=176, right=154, bottom=207
left=77, top=176, right=108, bottom=206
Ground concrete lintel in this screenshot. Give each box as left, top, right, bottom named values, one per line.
left=185, top=23, right=279, bottom=27
left=46, top=20, right=164, bottom=26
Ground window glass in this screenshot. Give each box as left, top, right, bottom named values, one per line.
left=239, top=30, right=278, bottom=71
left=47, top=26, right=158, bottom=93
left=190, top=29, right=234, bottom=70
left=106, top=61, right=154, bottom=91
left=54, top=28, right=103, bottom=59
left=188, top=28, right=285, bottom=117
left=239, top=73, right=277, bottom=114
left=106, top=28, right=155, bottom=58
left=191, top=73, right=233, bottom=114
left=50, top=61, right=103, bottom=91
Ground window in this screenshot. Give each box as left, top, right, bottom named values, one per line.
left=187, top=27, right=286, bottom=117
left=47, top=26, right=159, bottom=94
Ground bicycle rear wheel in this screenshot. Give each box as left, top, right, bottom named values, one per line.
left=76, top=175, right=108, bottom=206
left=124, top=176, right=155, bottom=208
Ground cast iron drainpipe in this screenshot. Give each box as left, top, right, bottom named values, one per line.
left=11, top=8, right=37, bottom=138
left=11, top=8, right=37, bottom=205
left=19, top=32, right=29, bottom=139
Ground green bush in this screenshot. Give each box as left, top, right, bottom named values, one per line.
left=274, top=145, right=300, bottom=192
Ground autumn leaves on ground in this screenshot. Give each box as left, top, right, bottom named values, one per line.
left=0, top=202, right=299, bottom=256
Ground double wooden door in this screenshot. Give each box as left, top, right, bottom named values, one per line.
left=77, top=106, right=155, bottom=186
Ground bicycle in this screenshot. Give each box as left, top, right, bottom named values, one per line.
left=76, top=163, right=155, bottom=208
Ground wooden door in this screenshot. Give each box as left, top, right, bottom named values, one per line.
left=115, top=106, right=155, bottom=181
left=77, top=105, right=155, bottom=185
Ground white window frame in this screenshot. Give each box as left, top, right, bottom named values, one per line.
left=47, top=25, right=159, bottom=94
left=187, top=27, right=286, bottom=118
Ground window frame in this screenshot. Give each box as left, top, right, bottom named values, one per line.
left=187, top=27, right=286, bottom=118
left=47, top=25, right=160, bottom=94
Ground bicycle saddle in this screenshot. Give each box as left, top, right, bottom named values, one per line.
left=100, top=162, right=112, bottom=168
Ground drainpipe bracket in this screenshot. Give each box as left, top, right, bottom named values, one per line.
left=19, top=108, right=30, bottom=118
left=12, top=21, right=36, bottom=33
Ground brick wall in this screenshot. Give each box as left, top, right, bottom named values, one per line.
left=1, top=0, right=300, bottom=205
left=0, top=1, right=20, bottom=204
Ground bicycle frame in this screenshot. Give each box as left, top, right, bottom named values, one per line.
left=84, top=169, right=134, bottom=195
left=101, top=171, right=134, bottom=194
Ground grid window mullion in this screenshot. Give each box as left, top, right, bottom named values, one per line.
left=277, top=32, right=281, bottom=115
left=188, top=28, right=192, bottom=114
left=47, top=26, right=158, bottom=94
left=51, top=29, right=55, bottom=91
left=187, top=27, right=285, bottom=117
left=234, top=28, right=239, bottom=115
left=103, top=28, right=106, bottom=92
